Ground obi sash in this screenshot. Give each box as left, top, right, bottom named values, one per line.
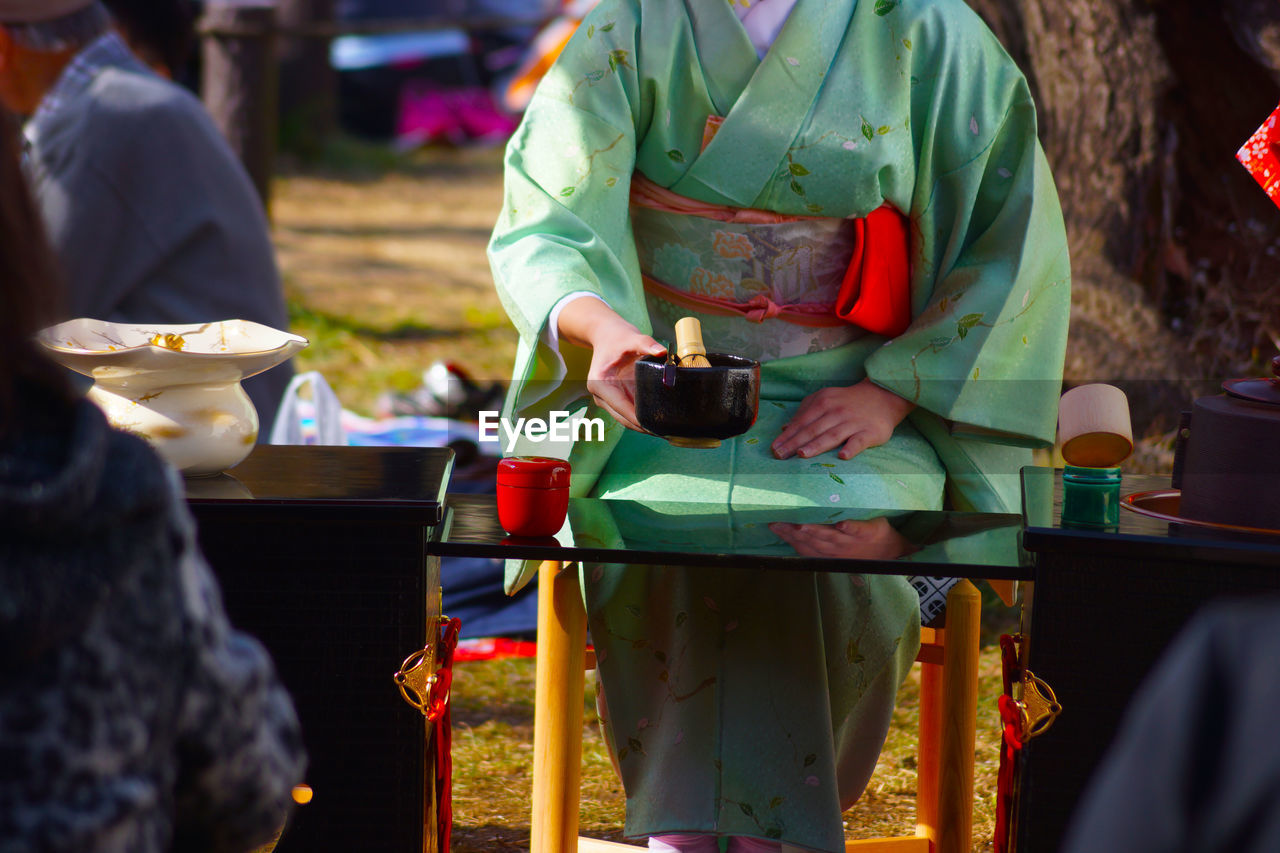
left=630, top=171, right=911, bottom=338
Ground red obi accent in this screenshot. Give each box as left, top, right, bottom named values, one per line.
left=833, top=204, right=912, bottom=338
left=1238, top=102, right=1280, bottom=208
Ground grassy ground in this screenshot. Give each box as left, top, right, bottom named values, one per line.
left=447, top=617, right=1015, bottom=852
left=274, top=143, right=1034, bottom=852
left=273, top=145, right=518, bottom=415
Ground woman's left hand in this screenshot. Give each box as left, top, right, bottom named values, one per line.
left=771, top=379, right=915, bottom=461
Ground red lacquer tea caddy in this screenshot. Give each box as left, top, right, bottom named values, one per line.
left=496, top=456, right=571, bottom=537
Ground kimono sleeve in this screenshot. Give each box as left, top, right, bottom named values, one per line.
left=487, top=0, right=650, bottom=413
left=864, top=32, right=1071, bottom=448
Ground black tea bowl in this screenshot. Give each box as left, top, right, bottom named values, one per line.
left=634, top=353, right=760, bottom=447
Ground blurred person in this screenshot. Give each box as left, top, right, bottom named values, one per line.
left=101, top=0, right=198, bottom=80
left=0, top=0, right=293, bottom=438
left=0, top=120, right=306, bottom=852
left=1062, top=599, right=1280, bottom=853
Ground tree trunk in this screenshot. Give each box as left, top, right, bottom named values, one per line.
left=966, top=0, right=1280, bottom=436
left=201, top=4, right=279, bottom=213
left=277, top=0, right=337, bottom=156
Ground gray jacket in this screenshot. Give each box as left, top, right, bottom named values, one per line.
left=26, top=45, right=293, bottom=438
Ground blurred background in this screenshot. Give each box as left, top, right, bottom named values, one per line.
left=177, top=0, right=1280, bottom=474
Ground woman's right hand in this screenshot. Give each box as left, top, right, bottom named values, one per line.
left=557, top=296, right=665, bottom=432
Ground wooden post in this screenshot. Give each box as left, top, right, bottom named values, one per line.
left=532, top=561, right=588, bottom=853
left=276, top=0, right=336, bottom=154
left=915, top=628, right=944, bottom=844
left=200, top=2, right=279, bottom=214
left=935, top=579, right=981, bottom=853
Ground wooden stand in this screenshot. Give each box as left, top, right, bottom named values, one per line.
left=527, top=564, right=982, bottom=853
left=200, top=4, right=279, bottom=213
left=532, top=561, right=588, bottom=853
left=931, top=579, right=981, bottom=853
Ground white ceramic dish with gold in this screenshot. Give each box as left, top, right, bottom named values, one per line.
left=39, top=318, right=307, bottom=476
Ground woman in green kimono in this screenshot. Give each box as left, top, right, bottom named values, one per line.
left=488, top=0, right=1070, bottom=849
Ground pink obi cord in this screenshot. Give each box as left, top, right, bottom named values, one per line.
left=641, top=273, right=847, bottom=327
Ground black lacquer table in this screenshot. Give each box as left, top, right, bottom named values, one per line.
left=431, top=492, right=1033, bottom=853
left=1016, top=467, right=1280, bottom=852
left=178, top=450, right=1280, bottom=853
left=185, top=445, right=454, bottom=853
left=433, top=492, right=1031, bottom=578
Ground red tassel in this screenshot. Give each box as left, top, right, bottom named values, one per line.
left=426, top=617, right=461, bottom=853
left=994, top=635, right=1024, bottom=853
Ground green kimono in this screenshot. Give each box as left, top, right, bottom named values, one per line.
left=488, top=0, right=1069, bottom=848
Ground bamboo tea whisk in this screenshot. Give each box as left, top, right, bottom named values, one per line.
left=674, top=317, right=712, bottom=367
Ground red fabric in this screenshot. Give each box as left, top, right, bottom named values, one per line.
left=999, top=633, right=1020, bottom=696
left=1238, top=102, right=1280, bottom=208
left=425, top=617, right=461, bottom=853
left=454, top=638, right=604, bottom=663
left=454, top=637, right=540, bottom=661
left=833, top=205, right=912, bottom=338
left=994, top=634, right=1024, bottom=853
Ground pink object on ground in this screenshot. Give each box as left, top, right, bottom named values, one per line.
left=395, top=82, right=458, bottom=146
left=450, top=87, right=519, bottom=144
left=396, top=83, right=517, bottom=148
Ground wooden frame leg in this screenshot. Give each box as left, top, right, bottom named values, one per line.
left=528, top=567, right=979, bottom=853
left=935, top=579, right=981, bottom=853
left=915, top=632, right=943, bottom=845
left=532, top=561, right=588, bottom=853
